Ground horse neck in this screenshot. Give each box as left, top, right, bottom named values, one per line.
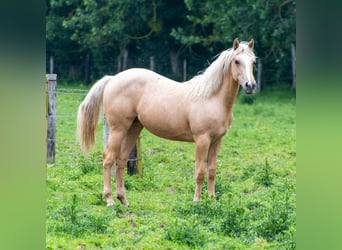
left=219, top=70, right=240, bottom=113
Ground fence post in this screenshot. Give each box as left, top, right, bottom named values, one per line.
left=150, top=56, right=155, bottom=72
left=183, top=59, right=187, bottom=81
left=256, top=59, right=262, bottom=93
left=46, top=74, right=57, bottom=164
left=291, top=43, right=296, bottom=89
left=49, top=56, right=54, bottom=74
left=127, top=139, right=142, bottom=176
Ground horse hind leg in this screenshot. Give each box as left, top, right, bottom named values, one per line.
left=103, top=130, right=125, bottom=206
left=115, top=120, right=143, bottom=206
left=103, top=149, right=115, bottom=206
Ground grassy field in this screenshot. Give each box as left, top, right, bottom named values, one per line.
left=46, top=84, right=296, bottom=249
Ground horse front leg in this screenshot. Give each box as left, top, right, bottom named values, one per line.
left=193, top=135, right=211, bottom=201
left=207, top=138, right=222, bottom=197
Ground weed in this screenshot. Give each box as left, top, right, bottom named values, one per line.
left=165, top=218, right=206, bottom=248
left=255, top=158, right=273, bottom=187
left=47, top=193, right=110, bottom=237
left=254, top=190, right=295, bottom=242
left=221, top=203, right=247, bottom=238
left=78, top=151, right=102, bottom=174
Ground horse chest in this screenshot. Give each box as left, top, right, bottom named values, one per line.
left=188, top=109, right=230, bottom=138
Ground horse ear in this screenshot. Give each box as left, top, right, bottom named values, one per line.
left=248, top=39, right=254, bottom=49
left=233, top=38, right=239, bottom=50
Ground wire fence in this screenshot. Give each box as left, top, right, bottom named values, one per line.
left=48, top=85, right=104, bottom=168
left=46, top=75, right=142, bottom=175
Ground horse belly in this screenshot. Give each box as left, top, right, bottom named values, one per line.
left=138, top=111, right=194, bottom=142
left=145, top=126, right=194, bottom=142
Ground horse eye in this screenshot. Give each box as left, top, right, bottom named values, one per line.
left=235, top=60, right=240, bottom=65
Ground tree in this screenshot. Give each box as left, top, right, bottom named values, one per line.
left=47, top=0, right=190, bottom=82
left=46, top=0, right=295, bottom=86
left=171, top=0, right=296, bottom=85
left=46, top=0, right=86, bottom=80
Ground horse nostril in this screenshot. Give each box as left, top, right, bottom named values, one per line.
left=246, top=82, right=256, bottom=90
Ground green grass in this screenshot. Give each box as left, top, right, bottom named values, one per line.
left=47, top=85, right=296, bottom=249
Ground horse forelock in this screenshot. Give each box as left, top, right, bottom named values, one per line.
left=234, top=42, right=255, bottom=60
left=190, top=43, right=255, bottom=98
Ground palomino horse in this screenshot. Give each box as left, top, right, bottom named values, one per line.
left=77, top=38, right=256, bottom=206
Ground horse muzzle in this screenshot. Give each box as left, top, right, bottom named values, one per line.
left=243, top=82, right=257, bottom=94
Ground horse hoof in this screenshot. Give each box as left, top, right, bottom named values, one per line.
left=121, top=200, right=130, bottom=207
left=117, top=197, right=129, bottom=207
left=106, top=198, right=115, bottom=206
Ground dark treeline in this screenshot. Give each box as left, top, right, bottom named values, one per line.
left=46, top=0, right=295, bottom=87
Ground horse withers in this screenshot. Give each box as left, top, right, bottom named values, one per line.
left=77, top=38, right=256, bottom=206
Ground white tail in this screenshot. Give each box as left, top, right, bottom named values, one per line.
left=77, top=75, right=112, bottom=153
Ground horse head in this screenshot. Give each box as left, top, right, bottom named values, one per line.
left=230, top=38, right=256, bottom=94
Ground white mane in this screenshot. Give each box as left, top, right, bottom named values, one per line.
left=189, top=42, right=254, bottom=98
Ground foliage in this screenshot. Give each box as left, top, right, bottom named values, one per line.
left=172, top=0, right=296, bottom=84
left=46, top=0, right=295, bottom=85
left=165, top=218, right=206, bottom=248
left=46, top=85, right=296, bottom=249
left=255, top=158, right=273, bottom=187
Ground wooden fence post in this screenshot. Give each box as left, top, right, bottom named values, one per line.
left=49, top=56, right=54, bottom=74
left=127, top=139, right=142, bottom=176
left=256, top=59, right=262, bottom=92
left=150, top=56, right=155, bottom=72
left=85, top=53, right=91, bottom=85
left=46, top=74, right=57, bottom=164
left=183, top=59, right=187, bottom=81
left=291, top=43, right=296, bottom=89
